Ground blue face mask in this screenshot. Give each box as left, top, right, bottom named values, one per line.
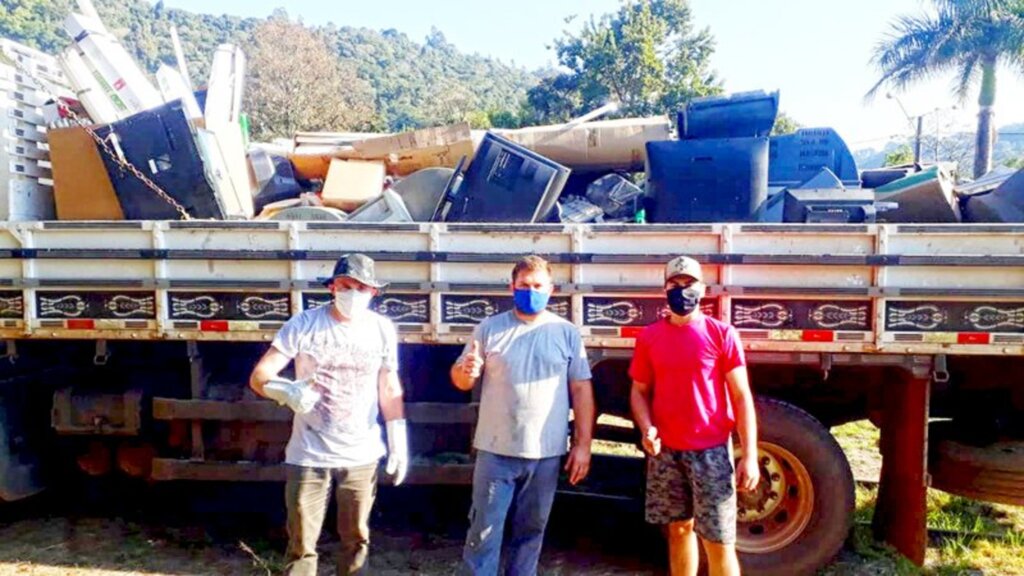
left=513, top=288, right=551, bottom=315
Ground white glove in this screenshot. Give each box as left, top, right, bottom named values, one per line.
left=264, top=376, right=320, bottom=415
left=385, top=419, right=409, bottom=486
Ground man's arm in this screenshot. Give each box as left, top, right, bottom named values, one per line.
left=378, top=368, right=405, bottom=421
left=379, top=366, right=409, bottom=485
left=630, top=379, right=661, bottom=456
left=630, top=379, right=654, bottom=436
left=249, top=347, right=292, bottom=398
left=565, top=378, right=595, bottom=485
left=726, top=366, right=760, bottom=492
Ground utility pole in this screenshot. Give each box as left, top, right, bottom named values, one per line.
left=888, top=92, right=924, bottom=165
left=913, top=115, right=923, bottom=165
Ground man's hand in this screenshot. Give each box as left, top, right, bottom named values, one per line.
left=460, top=341, right=483, bottom=379
left=264, top=376, right=319, bottom=414
left=642, top=426, right=662, bottom=457
left=736, top=452, right=761, bottom=493
left=564, top=442, right=591, bottom=485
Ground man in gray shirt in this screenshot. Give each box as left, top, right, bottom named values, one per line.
left=250, top=254, right=407, bottom=576
left=451, top=255, right=595, bottom=576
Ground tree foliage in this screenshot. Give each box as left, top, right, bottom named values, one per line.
left=0, top=0, right=538, bottom=134
left=771, top=112, right=801, bottom=136
left=868, top=0, right=1024, bottom=177
left=526, top=0, right=721, bottom=123
left=243, top=14, right=377, bottom=141
left=884, top=145, right=915, bottom=167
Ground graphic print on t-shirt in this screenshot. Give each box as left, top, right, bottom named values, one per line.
left=302, top=327, right=383, bottom=436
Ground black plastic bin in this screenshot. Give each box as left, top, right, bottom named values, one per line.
left=677, top=90, right=779, bottom=140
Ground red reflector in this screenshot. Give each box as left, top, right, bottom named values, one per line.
left=200, top=320, right=229, bottom=332
left=66, top=319, right=95, bottom=330
left=621, top=327, right=642, bottom=338
left=957, top=332, right=990, bottom=345
left=802, top=330, right=835, bottom=342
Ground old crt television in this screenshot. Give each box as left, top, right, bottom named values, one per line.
left=444, top=132, right=570, bottom=223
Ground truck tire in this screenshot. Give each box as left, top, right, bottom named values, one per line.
left=929, top=422, right=1024, bottom=506
left=737, top=398, right=855, bottom=576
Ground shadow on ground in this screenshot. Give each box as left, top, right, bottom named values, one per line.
left=0, top=471, right=664, bottom=576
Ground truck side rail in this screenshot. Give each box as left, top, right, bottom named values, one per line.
left=1, top=221, right=1022, bottom=356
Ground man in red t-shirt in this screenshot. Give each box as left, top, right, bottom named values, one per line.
left=629, top=255, right=759, bottom=576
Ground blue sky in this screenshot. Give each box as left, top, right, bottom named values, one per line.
left=163, top=0, right=1024, bottom=151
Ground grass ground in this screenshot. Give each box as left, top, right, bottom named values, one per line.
left=829, top=420, right=1024, bottom=576
left=0, top=418, right=1020, bottom=575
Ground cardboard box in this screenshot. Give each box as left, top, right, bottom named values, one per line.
left=320, top=159, right=385, bottom=211
left=352, top=123, right=474, bottom=177
left=47, top=125, right=123, bottom=220
left=495, top=117, right=672, bottom=172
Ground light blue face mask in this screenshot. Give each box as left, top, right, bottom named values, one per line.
left=513, top=288, right=551, bottom=315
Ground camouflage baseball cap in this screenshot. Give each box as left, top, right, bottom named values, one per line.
left=664, top=255, right=704, bottom=283
left=319, top=253, right=388, bottom=289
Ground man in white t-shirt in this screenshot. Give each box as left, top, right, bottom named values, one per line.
left=250, top=254, right=407, bottom=576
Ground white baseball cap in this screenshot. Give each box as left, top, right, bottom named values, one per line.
left=664, top=255, right=704, bottom=283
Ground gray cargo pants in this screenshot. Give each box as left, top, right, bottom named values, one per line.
left=284, top=463, right=378, bottom=576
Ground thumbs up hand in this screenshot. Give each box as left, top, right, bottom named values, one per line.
left=461, top=341, right=483, bottom=379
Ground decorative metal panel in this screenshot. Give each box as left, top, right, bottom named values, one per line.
left=0, top=292, right=24, bottom=318
left=441, top=295, right=571, bottom=324
left=732, top=300, right=871, bottom=331
left=302, top=293, right=431, bottom=324
left=583, top=297, right=718, bottom=327
left=168, top=292, right=291, bottom=321
left=886, top=301, right=1024, bottom=333
left=36, top=291, right=156, bottom=319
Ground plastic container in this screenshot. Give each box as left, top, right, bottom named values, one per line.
left=678, top=90, right=779, bottom=140
left=559, top=196, right=604, bottom=223
left=586, top=174, right=644, bottom=219
left=769, top=128, right=860, bottom=189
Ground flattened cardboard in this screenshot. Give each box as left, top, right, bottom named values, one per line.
left=47, top=125, right=123, bottom=220
left=351, top=123, right=474, bottom=176
left=495, top=117, right=672, bottom=172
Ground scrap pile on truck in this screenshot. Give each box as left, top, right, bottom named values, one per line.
left=1, top=5, right=1023, bottom=576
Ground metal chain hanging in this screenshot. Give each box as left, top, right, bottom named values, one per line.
left=3, top=51, right=193, bottom=220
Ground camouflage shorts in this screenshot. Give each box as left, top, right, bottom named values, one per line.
left=645, top=443, right=737, bottom=544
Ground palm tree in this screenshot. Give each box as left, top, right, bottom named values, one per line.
left=868, top=0, right=1024, bottom=178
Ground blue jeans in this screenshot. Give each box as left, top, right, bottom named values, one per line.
left=463, top=451, right=560, bottom=576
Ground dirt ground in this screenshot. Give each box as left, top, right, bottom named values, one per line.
left=1, top=425, right=1020, bottom=576
left=0, top=480, right=662, bottom=576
